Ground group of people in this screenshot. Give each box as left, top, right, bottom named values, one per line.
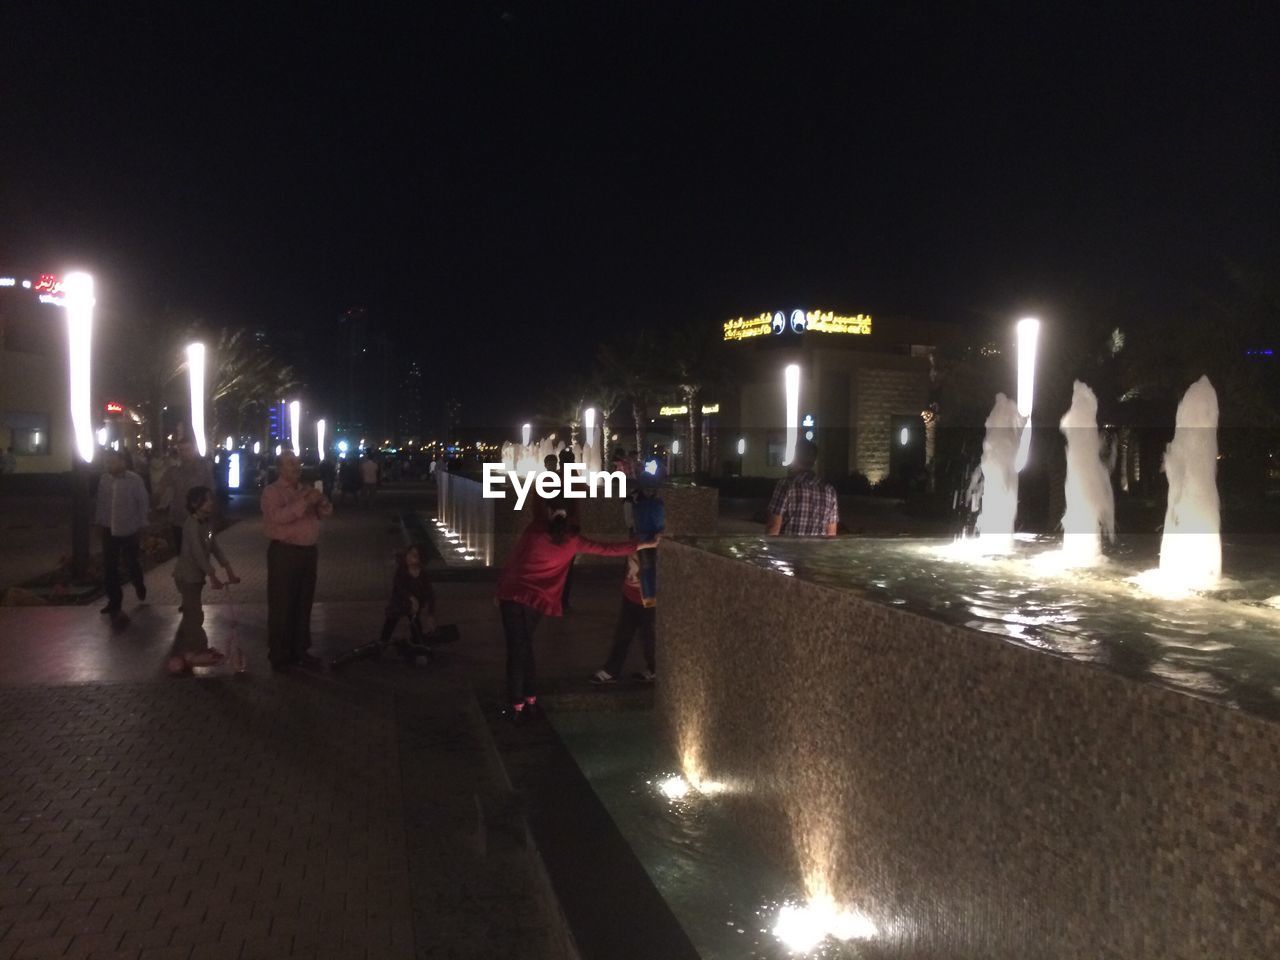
left=93, top=429, right=839, bottom=704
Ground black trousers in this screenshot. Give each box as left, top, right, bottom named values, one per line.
left=267, top=541, right=318, bottom=664
left=604, top=598, right=656, bottom=676
left=500, top=600, right=542, bottom=705
left=102, top=531, right=144, bottom=610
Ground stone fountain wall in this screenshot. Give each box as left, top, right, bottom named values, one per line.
left=656, top=540, right=1280, bottom=960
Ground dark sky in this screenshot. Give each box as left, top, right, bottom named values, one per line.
left=2, top=1, right=1276, bottom=425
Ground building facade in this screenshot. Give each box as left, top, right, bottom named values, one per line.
left=665, top=309, right=959, bottom=483
left=0, top=279, right=71, bottom=475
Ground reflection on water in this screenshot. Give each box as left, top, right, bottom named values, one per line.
left=553, top=710, right=865, bottom=959
left=682, top=535, right=1280, bottom=720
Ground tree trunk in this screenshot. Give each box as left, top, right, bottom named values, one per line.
left=633, top=401, right=647, bottom=460
left=686, top=388, right=702, bottom=475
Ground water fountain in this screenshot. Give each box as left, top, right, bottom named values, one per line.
left=1057, top=380, right=1116, bottom=566
left=1155, top=374, right=1221, bottom=591
left=970, top=392, right=1023, bottom=552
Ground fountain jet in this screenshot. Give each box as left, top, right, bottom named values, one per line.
left=1158, top=376, right=1221, bottom=590
left=972, top=393, right=1022, bottom=551
left=1058, top=381, right=1115, bottom=565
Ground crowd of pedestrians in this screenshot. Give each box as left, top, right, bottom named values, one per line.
left=89, top=431, right=840, bottom=710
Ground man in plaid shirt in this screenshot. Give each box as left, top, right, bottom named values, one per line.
left=765, top=439, right=839, bottom=537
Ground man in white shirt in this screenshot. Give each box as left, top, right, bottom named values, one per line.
left=359, top=454, right=380, bottom=506
left=94, top=451, right=152, bottom=614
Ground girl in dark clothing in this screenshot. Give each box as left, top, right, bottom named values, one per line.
left=496, top=511, right=654, bottom=722
left=331, top=545, right=437, bottom=667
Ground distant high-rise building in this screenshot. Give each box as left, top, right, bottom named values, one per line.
left=397, top=361, right=425, bottom=442
left=444, top=397, right=461, bottom=443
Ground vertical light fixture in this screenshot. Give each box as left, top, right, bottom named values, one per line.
left=671, top=439, right=680, bottom=454
left=228, top=452, right=241, bottom=490
left=316, top=418, right=326, bottom=461
left=521, top=423, right=532, bottom=447
left=224, top=435, right=234, bottom=452
left=1016, top=318, right=1040, bottom=418
left=583, top=407, right=596, bottom=447
left=736, top=437, right=746, bottom=456
left=1014, top=317, right=1040, bottom=473
left=783, top=363, right=801, bottom=466
left=63, top=272, right=96, bottom=463
left=289, top=400, right=301, bottom=457
left=253, top=441, right=261, bottom=455
left=186, top=343, right=207, bottom=457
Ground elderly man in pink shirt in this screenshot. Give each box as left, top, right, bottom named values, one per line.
left=262, top=452, right=333, bottom=670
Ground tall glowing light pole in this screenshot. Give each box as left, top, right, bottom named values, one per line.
left=64, top=272, right=96, bottom=580
left=521, top=423, right=532, bottom=447
left=316, top=419, right=326, bottom=461
left=783, top=363, right=801, bottom=466
left=186, top=343, right=207, bottom=457
left=1014, top=318, right=1040, bottom=473
left=289, top=400, right=301, bottom=457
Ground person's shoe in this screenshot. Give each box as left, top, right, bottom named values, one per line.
left=135, top=583, right=147, bottom=602
left=637, top=669, right=657, bottom=683
left=100, top=604, right=120, bottom=615
left=590, top=669, right=616, bottom=685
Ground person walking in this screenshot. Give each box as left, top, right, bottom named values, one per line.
left=171, top=486, right=240, bottom=670
left=765, top=438, right=839, bottom=537
left=359, top=454, right=379, bottom=507
left=94, top=450, right=151, bottom=615
left=496, top=510, right=651, bottom=723
left=262, top=451, right=333, bottom=671
left=156, top=437, right=216, bottom=553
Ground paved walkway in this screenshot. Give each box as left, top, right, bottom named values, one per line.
left=0, top=484, right=651, bottom=960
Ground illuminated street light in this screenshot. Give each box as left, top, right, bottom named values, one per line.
left=289, top=400, right=301, bottom=457
left=63, top=272, right=96, bottom=464
left=225, top=435, right=234, bottom=452
left=253, top=441, right=261, bottom=455
left=1014, top=317, right=1040, bottom=472
left=671, top=439, right=680, bottom=455
left=737, top=437, right=746, bottom=456
left=317, top=418, right=326, bottom=461
left=783, top=364, right=800, bottom=466
left=583, top=407, right=596, bottom=447
left=186, top=343, right=207, bottom=456
left=1016, top=317, right=1040, bottom=418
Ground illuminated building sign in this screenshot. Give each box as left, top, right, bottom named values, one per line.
left=34, top=274, right=66, bottom=305
left=723, top=309, right=873, bottom=341
left=105, top=402, right=124, bottom=414
left=658, top=403, right=721, bottom=416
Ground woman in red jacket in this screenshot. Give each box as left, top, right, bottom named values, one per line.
left=497, top=509, right=654, bottom=722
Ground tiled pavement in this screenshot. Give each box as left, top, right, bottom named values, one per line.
left=0, top=485, right=649, bottom=960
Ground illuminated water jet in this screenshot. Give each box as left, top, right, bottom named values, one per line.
left=1057, top=381, right=1115, bottom=566
left=971, top=393, right=1022, bottom=552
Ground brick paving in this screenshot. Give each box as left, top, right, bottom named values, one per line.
left=0, top=484, right=634, bottom=960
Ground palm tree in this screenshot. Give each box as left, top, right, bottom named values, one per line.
left=206, top=328, right=301, bottom=446
left=670, top=323, right=729, bottom=475
left=596, top=332, right=666, bottom=458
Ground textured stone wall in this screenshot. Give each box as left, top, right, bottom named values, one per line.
left=854, top=368, right=927, bottom=482
left=656, top=541, right=1280, bottom=960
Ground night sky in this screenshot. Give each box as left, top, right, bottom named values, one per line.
left=2, top=2, right=1276, bottom=425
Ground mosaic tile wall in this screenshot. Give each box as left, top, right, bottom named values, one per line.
left=656, top=541, right=1280, bottom=959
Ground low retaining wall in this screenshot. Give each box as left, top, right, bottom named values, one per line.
left=656, top=540, right=1280, bottom=959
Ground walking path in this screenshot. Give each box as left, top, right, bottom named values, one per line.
left=0, top=484, right=659, bottom=960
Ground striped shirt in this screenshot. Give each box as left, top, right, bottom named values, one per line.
left=767, top=471, right=839, bottom=536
